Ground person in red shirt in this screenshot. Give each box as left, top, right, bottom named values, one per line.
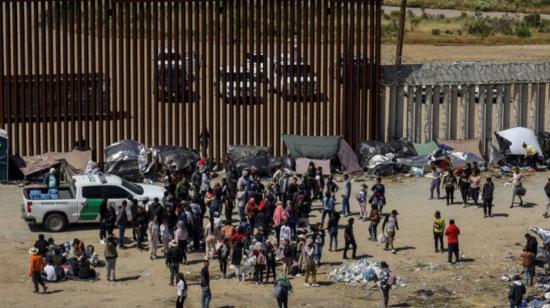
left=246, top=198, right=259, bottom=231
left=445, top=219, right=461, bottom=264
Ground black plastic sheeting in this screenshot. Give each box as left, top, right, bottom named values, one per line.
left=151, top=145, right=200, bottom=174
left=494, top=132, right=543, bottom=167
left=227, top=145, right=272, bottom=177
left=358, top=139, right=417, bottom=170
left=538, top=132, right=550, bottom=158
left=488, top=143, right=506, bottom=166
left=269, top=155, right=296, bottom=173
left=105, top=160, right=143, bottom=182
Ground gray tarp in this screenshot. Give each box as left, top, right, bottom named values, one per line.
left=104, top=140, right=148, bottom=180
left=282, top=135, right=342, bottom=160
left=338, top=139, right=362, bottom=173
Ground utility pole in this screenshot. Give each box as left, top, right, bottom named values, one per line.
left=395, top=0, right=407, bottom=65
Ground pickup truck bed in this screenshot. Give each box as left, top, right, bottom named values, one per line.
left=23, top=186, right=74, bottom=200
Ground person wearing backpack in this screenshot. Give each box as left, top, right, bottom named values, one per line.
left=273, top=273, right=293, bottom=308
left=357, top=184, right=368, bottom=220
left=254, top=246, right=267, bottom=284
left=382, top=210, right=399, bottom=254
left=442, top=168, right=457, bottom=205
left=379, top=261, right=395, bottom=308
left=321, top=192, right=335, bottom=226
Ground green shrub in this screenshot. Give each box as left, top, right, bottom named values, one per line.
left=516, top=25, right=532, bottom=38
left=432, top=28, right=441, bottom=35
left=523, top=14, right=542, bottom=28
left=490, top=17, right=515, bottom=35
left=444, top=29, right=453, bottom=35
left=383, top=13, right=391, bottom=20
left=466, top=18, right=493, bottom=37
left=390, top=10, right=401, bottom=18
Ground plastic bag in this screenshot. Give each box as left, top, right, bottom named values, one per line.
left=378, top=233, right=388, bottom=244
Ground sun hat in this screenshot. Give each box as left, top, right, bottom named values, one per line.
left=29, top=247, right=39, bottom=255
left=169, top=240, right=178, bottom=248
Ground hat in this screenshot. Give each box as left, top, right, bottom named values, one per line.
left=391, top=210, right=399, bottom=215
left=169, top=240, right=178, bottom=248
left=29, top=247, right=39, bottom=255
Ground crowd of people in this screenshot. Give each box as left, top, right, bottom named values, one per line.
left=27, top=146, right=548, bottom=308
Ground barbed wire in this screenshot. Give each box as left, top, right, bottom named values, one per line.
left=381, top=61, right=550, bottom=87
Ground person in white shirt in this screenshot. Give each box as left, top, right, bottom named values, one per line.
left=176, top=272, right=187, bottom=308
left=160, top=219, right=171, bottom=255
left=43, top=262, right=57, bottom=282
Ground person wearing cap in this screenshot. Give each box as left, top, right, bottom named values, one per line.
left=445, top=219, right=461, bottom=264
left=382, top=210, right=399, bottom=254
left=508, top=274, right=526, bottom=308
left=29, top=247, right=47, bottom=293
left=104, top=235, right=118, bottom=281
left=357, top=183, right=368, bottom=220
left=116, top=201, right=128, bottom=248
left=343, top=217, right=357, bottom=259
left=43, top=167, right=58, bottom=188
left=165, top=239, right=184, bottom=286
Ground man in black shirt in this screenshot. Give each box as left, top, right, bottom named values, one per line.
left=525, top=233, right=538, bottom=255
left=34, top=234, right=49, bottom=257
left=343, top=218, right=357, bottom=259
left=201, top=260, right=212, bottom=308
left=165, top=240, right=184, bottom=286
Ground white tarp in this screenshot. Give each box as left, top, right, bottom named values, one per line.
left=496, top=127, right=543, bottom=157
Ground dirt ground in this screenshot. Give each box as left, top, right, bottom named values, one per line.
left=384, top=44, right=550, bottom=64
left=1, top=171, right=550, bottom=308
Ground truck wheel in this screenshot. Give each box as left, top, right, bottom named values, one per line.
left=44, top=213, right=66, bottom=232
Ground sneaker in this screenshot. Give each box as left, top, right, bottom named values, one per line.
left=304, top=283, right=311, bottom=287
left=391, top=249, right=396, bottom=254
left=43, top=285, right=48, bottom=294
left=100, top=240, right=105, bottom=245
left=310, top=283, right=320, bottom=287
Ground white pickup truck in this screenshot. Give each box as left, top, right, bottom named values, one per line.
left=21, top=174, right=166, bottom=232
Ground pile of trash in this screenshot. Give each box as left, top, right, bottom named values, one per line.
left=328, top=258, right=406, bottom=287
left=359, top=138, right=485, bottom=177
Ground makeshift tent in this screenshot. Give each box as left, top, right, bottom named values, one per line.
left=338, top=139, right=362, bottom=173
left=282, top=135, right=361, bottom=173
left=413, top=141, right=439, bottom=156
left=495, top=127, right=543, bottom=157
left=150, top=145, right=200, bottom=174
left=14, top=149, right=92, bottom=181
left=295, top=158, right=332, bottom=176
left=226, top=145, right=272, bottom=176
left=104, top=139, right=148, bottom=181
left=282, top=135, right=342, bottom=160
left=437, top=138, right=481, bottom=158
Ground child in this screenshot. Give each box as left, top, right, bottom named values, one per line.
left=482, top=177, right=495, bottom=218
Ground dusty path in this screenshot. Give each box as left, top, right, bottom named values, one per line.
left=1, top=171, right=549, bottom=307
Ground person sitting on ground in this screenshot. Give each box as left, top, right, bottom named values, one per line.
left=508, top=274, right=526, bottom=308
left=70, top=238, right=85, bottom=258
left=42, top=260, right=58, bottom=282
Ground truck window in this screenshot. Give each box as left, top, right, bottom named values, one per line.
left=103, top=186, right=131, bottom=199
left=121, top=179, right=144, bottom=195
left=82, top=186, right=103, bottom=199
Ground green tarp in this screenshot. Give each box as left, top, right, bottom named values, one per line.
left=413, top=141, right=439, bottom=156
left=282, top=135, right=342, bottom=160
